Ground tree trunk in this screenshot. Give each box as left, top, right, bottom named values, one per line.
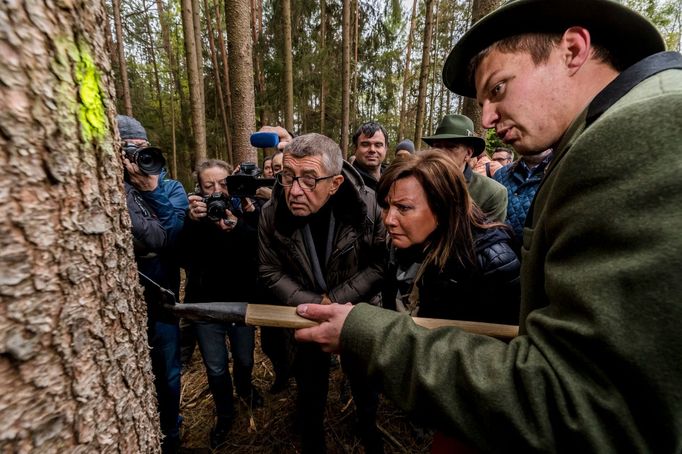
left=250, top=0, right=267, bottom=128
left=352, top=0, right=359, bottom=128
left=462, top=0, right=500, bottom=135
left=181, top=0, right=208, bottom=163
left=319, top=0, right=327, bottom=134
left=0, top=1, right=160, bottom=451
left=226, top=0, right=257, bottom=164
left=192, top=0, right=205, bottom=108
left=341, top=0, right=351, bottom=155
left=112, top=0, right=133, bottom=116
left=427, top=0, right=441, bottom=135
left=205, top=0, right=232, bottom=162
left=143, top=0, right=165, bottom=129
left=414, top=0, right=435, bottom=144
left=282, top=0, right=294, bottom=131
left=398, top=0, right=418, bottom=142
left=214, top=0, right=234, bottom=162
left=156, top=0, right=191, bottom=148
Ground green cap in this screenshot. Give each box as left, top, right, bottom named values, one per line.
left=443, top=0, right=666, bottom=98
left=422, top=114, right=486, bottom=157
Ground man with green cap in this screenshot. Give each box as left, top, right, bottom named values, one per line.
left=292, top=0, right=682, bottom=451
left=423, top=114, right=508, bottom=222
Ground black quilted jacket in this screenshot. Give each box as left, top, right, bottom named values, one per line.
left=383, top=227, right=520, bottom=324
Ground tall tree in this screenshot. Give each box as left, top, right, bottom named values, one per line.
left=181, top=0, right=208, bottom=162
left=341, top=0, right=351, bottom=155
left=0, top=0, right=159, bottom=450
left=215, top=0, right=234, bottom=160
left=226, top=0, right=257, bottom=164
left=398, top=0, right=419, bottom=141
left=414, top=0, right=435, bottom=144
left=319, top=0, right=328, bottom=133
left=250, top=0, right=267, bottom=127
left=282, top=0, right=295, bottom=131
left=112, top=0, right=133, bottom=115
left=462, top=0, right=500, bottom=135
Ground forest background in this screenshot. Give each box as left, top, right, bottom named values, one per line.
left=109, top=0, right=681, bottom=189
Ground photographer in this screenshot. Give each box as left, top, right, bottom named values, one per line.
left=179, top=159, right=263, bottom=449
left=117, top=115, right=187, bottom=454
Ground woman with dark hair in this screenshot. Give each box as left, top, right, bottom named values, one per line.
left=377, top=150, right=520, bottom=325
left=262, top=155, right=274, bottom=178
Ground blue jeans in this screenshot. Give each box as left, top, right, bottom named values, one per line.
left=148, top=319, right=182, bottom=444
left=195, top=322, right=255, bottom=418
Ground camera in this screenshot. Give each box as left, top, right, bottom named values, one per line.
left=202, top=192, right=231, bottom=222
left=226, top=161, right=275, bottom=198
left=123, top=143, right=166, bottom=175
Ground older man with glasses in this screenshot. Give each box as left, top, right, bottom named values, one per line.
left=258, top=133, right=386, bottom=453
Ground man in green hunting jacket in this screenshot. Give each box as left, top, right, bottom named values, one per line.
left=293, top=0, right=682, bottom=451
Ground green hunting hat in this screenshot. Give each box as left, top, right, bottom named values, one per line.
left=443, top=0, right=666, bottom=98
left=422, top=114, right=486, bottom=157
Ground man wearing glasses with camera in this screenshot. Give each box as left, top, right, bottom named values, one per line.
left=258, top=133, right=386, bottom=453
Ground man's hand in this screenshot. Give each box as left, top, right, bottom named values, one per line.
left=258, top=125, right=292, bottom=150
left=123, top=153, right=159, bottom=191
left=294, top=303, right=354, bottom=353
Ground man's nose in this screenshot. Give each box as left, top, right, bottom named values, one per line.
left=481, top=102, right=499, bottom=129
left=290, top=178, right=305, bottom=195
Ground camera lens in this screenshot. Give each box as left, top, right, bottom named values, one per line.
left=136, top=147, right=166, bottom=175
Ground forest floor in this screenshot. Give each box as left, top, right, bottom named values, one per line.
left=177, top=330, right=433, bottom=453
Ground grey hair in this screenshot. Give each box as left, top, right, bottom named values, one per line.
left=193, top=159, right=232, bottom=186
left=284, top=133, right=343, bottom=175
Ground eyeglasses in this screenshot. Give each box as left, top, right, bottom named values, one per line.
left=276, top=171, right=336, bottom=191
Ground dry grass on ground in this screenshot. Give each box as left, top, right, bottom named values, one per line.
left=178, top=330, right=432, bottom=453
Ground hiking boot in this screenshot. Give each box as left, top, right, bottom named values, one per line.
left=239, top=388, right=264, bottom=409
left=209, top=417, right=233, bottom=449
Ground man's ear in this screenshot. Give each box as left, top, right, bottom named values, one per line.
left=465, top=146, right=474, bottom=160
left=329, top=174, right=344, bottom=195
left=561, top=26, right=592, bottom=75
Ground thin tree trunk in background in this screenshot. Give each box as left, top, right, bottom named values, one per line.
left=192, top=0, right=205, bottom=109
left=250, top=0, right=266, bottom=128
left=427, top=0, right=440, bottom=135
left=226, top=0, right=257, bottom=164
left=171, top=89, right=178, bottom=177
left=143, top=0, right=165, bottom=129
left=414, top=0, right=435, bottom=145
left=112, top=0, right=133, bottom=116
left=462, top=0, right=500, bottom=136
left=104, top=6, right=123, bottom=100
left=156, top=0, right=191, bottom=147
left=282, top=0, right=294, bottom=131
left=352, top=0, right=359, bottom=128
left=398, top=0, right=418, bottom=142
left=341, top=0, right=351, bottom=155
left=0, top=1, right=159, bottom=450
left=205, top=0, right=231, bottom=162
left=319, top=0, right=327, bottom=134
left=181, top=0, right=208, bottom=162
left=214, top=1, right=234, bottom=162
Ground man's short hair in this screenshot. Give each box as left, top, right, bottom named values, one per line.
left=352, top=122, right=389, bottom=148
left=468, top=33, right=620, bottom=90
left=285, top=133, right=343, bottom=175
left=493, top=147, right=513, bottom=156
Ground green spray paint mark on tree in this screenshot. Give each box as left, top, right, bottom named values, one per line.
left=75, top=46, right=107, bottom=142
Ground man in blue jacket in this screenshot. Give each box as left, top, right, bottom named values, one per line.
left=118, top=115, right=188, bottom=453
left=294, top=0, right=682, bottom=451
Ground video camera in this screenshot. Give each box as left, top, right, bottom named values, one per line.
left=224, top=132, right=278, bottom=198
left=122, top=142, right=166, bottom=175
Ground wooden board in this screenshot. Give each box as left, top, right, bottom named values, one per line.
left=245, top=304, right=518, bottom=340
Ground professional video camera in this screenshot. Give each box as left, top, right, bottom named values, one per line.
left=122, top=142, right=166, bottom=175
left=202, top=192, right=235, bottom=223
left=225, top=132, right=279, bottom=197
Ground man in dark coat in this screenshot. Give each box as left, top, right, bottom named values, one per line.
left=351, top=121, right=389, bottom=190
left=258, top=133, right=386, bottom=453
left=294, top=0, right=682, bottom=451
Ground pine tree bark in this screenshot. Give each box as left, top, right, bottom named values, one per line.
left=282, top=0, right=295, bottom=131
left=462, top=0, right=500, bottom=135
left=142, top=0, right=165, bottom=129
left=0, top=1, right=160, bottom=451
left=414, top=0, right=435, bottom=144
left=427, top=0, right=441, bottom=135
left=112, top=0, right=133, bottom=116
left=341, top=0, right=351, bottom=155
left=250, top=0, right=267, bottom=127
left=225, top=0, right=257, bottom=164
left=397, top=0, right=419, bottom=142
left=181, top=0, right=208, bottom=163
left=192, top=0, right=205, bottom=108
